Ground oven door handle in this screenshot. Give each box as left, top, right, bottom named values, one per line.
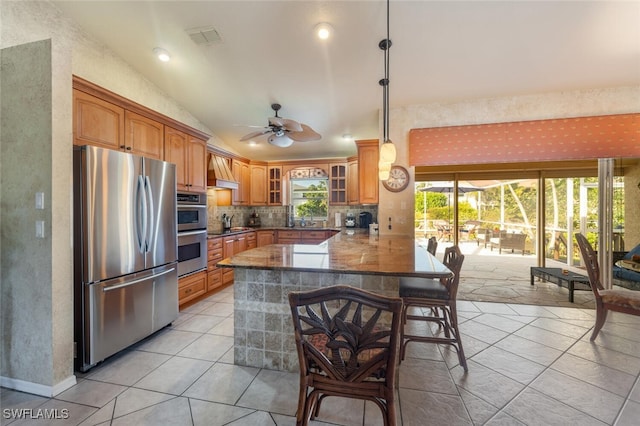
left=177, top=204, right=207, bottom=209
left=178, top=230, right=208, bottom=237
left=102, top=267, right=176, bottom=293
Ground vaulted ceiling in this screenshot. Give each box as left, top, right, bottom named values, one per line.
left=53, top=1, right=640, bottom=161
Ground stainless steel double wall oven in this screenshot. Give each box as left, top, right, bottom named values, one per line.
left=177, top=192, right=208, bottom=277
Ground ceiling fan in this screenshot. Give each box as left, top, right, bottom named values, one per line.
left=239, top=103, right=321, bottom=147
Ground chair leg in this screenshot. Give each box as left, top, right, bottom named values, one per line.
left=399, top=304, right=408, bottom=362
left=448, top=304, right=468, bottom=371
left=590, top=303, right=608, bottom=341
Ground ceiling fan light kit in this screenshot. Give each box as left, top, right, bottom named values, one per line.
left=267, top=134, right=294, bottom=148
left=240, top=103, right=320, bottom=148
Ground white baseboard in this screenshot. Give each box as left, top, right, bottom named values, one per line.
left=0, top=374, right=76, bottom=397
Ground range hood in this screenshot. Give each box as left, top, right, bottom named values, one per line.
left=207, top=155, right=239, bottom=189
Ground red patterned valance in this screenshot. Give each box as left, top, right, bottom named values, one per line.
left=409, top=114, right=640, bottom=166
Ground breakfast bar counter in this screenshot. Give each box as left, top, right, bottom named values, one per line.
left=218, top=230, right=451, bottom=371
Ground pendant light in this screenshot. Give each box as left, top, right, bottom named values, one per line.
left=378, top=0, right=396, bottom=175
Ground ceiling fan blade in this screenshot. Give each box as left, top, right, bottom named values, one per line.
left=239, top=129, right=270, bottom=141
left=287, top=124, right=321, bottom=142
left=270, top=116, right=303, bottom=132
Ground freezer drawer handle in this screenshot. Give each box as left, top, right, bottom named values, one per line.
left=102, top=267, right=176, bottom=293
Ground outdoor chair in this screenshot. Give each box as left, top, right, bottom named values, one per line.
left=476, top=228, right=492, bottom=248
left=398, top=246, right=467, bottom=371
left=490, top=231, right=528, bottom=255
left=575, top=233, right=640, bottom=341
left=426, top=236, right=438, bottom=256
left=433, top=220, right=451, bottom=242
left=459, top=220, right=481, bottom=241
left=288, top=285, right=403, bottom=426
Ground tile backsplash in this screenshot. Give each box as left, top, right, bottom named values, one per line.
left=206, top=189, right=378, bottom=232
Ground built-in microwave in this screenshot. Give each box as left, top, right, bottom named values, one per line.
left=177, top=192, right=207, bottom=232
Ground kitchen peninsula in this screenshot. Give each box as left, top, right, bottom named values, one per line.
left=217, top=230, right=452, bottom=372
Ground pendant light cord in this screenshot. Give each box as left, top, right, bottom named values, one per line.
left=385, top=0, right=390, bottom=143
left=379, top=0, right=391, bottom=143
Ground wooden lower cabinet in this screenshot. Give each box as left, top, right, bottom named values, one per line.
left=257, top=230, right=276, bottom=247
left=247, top=232, right=257, bottom=250
left=178, top=270, right=207, bottom=306
left=276, top=229, right=331, bottom=244
left=207, top=237, right=224, bottom=292
left=277, top=230, right=301, bottom=243
left=207, top=269, right=222, bottom=292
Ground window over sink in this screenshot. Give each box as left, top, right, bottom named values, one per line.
left=291, top=178, right=329, bottom=222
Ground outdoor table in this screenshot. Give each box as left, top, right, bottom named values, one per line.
left=530, top=267, right=591, bottom=303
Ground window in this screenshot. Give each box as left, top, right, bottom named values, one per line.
left=291, top=178, right=328, bottom=220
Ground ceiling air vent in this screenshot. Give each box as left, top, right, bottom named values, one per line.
left=186, top=26, right=222, bottom=45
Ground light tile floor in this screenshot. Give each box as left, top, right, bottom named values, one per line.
left=3, top=285, right=640, bottom=426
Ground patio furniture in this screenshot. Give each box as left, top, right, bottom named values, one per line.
left=530, top=267, right=591, bottom=303
left=476, top=228, right=492, bottom=248
left=433, top=220, right=451, bottom=242
left=490, top=231, right=528, bottom=255
left=459, top=220, right=481, bottom=241
left=612, top=243, right=640, bottom=291
left=288, top=285, right=403, bottom=426
left=426, top=236, right=437, bottom=256
left=398, top=245, right=467, bottom=371
left=575, top=233, right=640, bottom=341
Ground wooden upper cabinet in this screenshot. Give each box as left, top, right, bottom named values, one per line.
left=329, top=163, right=347, bottom=205
left=73, top=89, right=124, bottom=149
left=188, top=137, right=207, bottom=193
left=347, top=157, right=359, bottom=205
left=164, top=127, right=189, bottom=190
left=250, top=164, right=268, bottom=206
left=125, top=111, right=164, bottom=160
left=356, top=139, right=379, bottom=205
left=164, top=128, right=207, bottom=192
left=232, top=159, right=251, bottom=205
left=268, top=166, right=282, bottom=205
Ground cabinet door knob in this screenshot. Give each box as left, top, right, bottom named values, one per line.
left=126, top=146, right=132, bottom=151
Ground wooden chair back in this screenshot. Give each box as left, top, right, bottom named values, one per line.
left=426, top=236, right=438, bottom=256
left=441, top=245, right=465, bottom=299
left=575, top=233, right=604, bottom=296
left=289, top=285, right=403, bottom=425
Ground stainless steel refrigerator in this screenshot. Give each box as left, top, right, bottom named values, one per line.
left=73, top=145, right=178, bottom=372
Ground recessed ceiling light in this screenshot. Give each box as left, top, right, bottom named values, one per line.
left=153, top=47, right=171, bottom=62
left=342, top=133, right=353, bottom=140
left=315, top=23, right=333, bottom=40
left=248, top=140, right=257, bottom=146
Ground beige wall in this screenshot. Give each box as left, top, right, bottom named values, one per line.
left=0, top=0, right=214, bottom=396
left=380, top=87, right=640, bottom=237
left=0, top=39, right=71, bottom=392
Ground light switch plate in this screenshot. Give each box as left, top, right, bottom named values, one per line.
left=36, top=192, right=45, bottom=210
left=36, top=220, right=45, bottom=238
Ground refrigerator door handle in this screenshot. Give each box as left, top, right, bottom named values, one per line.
left=144, top=175, right=154, bottom=252
left=102, top=267, right=176, bottom=293
left=136, top=175, right=148, bottom=253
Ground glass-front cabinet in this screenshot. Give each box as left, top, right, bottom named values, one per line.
left=329, top=163, right=347, bottom=205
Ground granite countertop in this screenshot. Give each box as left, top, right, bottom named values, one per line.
left=207, top=226, right=343, bottom=237
left=217, top=230, right=452, bottom=278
